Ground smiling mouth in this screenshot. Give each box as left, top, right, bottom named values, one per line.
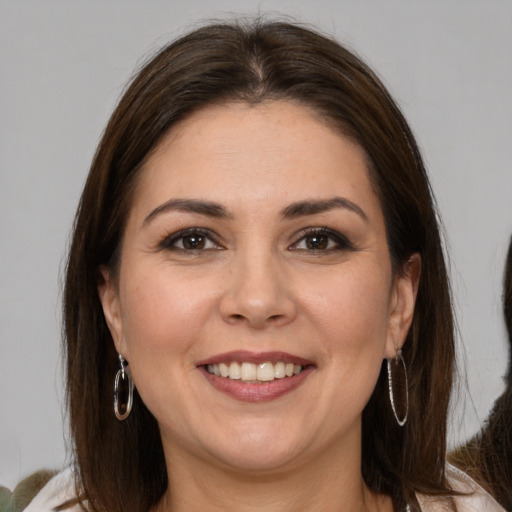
left=205, top=361, right=305, bottom=383
left=199, top=352, right=313, bottom=401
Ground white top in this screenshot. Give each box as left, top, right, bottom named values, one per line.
left=23, top=467, right=80, bottom=512
left=417, top=465, right=506, bottom=511
left=24, top=464, right=505, bottom=512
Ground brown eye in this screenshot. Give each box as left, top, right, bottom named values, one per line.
left=305, top=234, right=329, bottom=250
left=160, top=229, right=221, bottom=252
left=182, top=234, right=206, bottom=250
left=291, top=228, right=353, bottom=252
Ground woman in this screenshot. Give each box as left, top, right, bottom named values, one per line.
left=449, top=235, right=512, bottom=509
left=21, top=19, right=503, bottom=512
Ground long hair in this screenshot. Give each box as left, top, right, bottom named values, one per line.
left=63, top=19, right=456, bottom=512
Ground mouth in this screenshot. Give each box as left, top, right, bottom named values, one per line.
left=197, top=351, right=314, bottom=402
left=205, top=361, right=305, bottom=383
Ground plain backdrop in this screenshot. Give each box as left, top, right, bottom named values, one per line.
left=1, top=0, right=511, bottom=490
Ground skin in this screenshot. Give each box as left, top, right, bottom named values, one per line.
left=99, top=100, right=420, bottom=512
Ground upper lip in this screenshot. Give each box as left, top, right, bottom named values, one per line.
left=196, top=350, right=314, bottom=367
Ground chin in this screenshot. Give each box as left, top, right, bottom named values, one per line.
left=213, top=445, right=303, bottom=474
left=200, top=422, right=309, bottom=473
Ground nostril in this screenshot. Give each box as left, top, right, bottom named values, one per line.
left=228, top=312, right=282, bottom=326
left=221, top=290, right=297, bottom=328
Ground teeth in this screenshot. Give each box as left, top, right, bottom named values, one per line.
left=241, top=362, right=257, bottom=381
left=206, top=361, right=304, bottom=381
left=219, top=363, right=230, bottom=377
left=257, top=362, right=275, bottom=381
left=229, top=362, right=241, bottom=380
left=274, top=361, right=285, bottom=378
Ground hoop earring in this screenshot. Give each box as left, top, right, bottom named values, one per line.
left=387, top=348, right=409, bottom=427
left=114, top=353, right=133, bottom=421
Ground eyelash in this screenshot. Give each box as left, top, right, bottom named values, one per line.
left=290, top=227, right=353, bottom=252
left=159, top=228, right=222, bottom=252
left=159, top=227, right=353, bottom=253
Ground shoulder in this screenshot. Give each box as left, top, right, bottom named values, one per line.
left=416, top=464, right=507, bottom=512
left=21, top=467, right=81, bottom=512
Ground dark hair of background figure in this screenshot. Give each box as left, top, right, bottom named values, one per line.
left=449, top=235, right=512, bottom=509
left=61, top=19, right=456, bottom=512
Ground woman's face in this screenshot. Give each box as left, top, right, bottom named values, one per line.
left=99, top=100, right=418, bottom=474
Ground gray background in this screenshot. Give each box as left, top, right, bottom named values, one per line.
left=1, top=0, right=511, bottom=489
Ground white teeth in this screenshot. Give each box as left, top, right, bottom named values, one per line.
left=206, top=361, right=305, bottom=381
left=274, top=361, right=285, bottom=379
left=257, top=362, right=275, bottom=381
left=241, top=362, right=257, bottom=381
left=219, top=362, right=230, bottom=377
left=229, top=362, right=241, bottom=380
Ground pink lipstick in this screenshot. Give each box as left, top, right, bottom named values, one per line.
left=197, top=351, right=315, bottom=402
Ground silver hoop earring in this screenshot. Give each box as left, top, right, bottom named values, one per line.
left=387, top=348, right=409, bottom=427
left=114, top=353, right=134, bottom=421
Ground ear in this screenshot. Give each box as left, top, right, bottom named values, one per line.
left=385, top=254, right=421, bottom=359
left=97, top=265, right=128, bottom=357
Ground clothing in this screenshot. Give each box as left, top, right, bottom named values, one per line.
left=21, top=464, right=506, bottom=512
left=1, top=470, right=58, bottom=512
left=23, top=468, right=80, bottom=512
left=416, top=465, right=506, bottom=511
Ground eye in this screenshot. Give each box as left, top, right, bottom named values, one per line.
left=160, top=228, right=222, bottom=252
left=291, top=228, right=352, bottom=252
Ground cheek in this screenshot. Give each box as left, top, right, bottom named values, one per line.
left=299, top=264, right=392, bottom=355
left=115, top=268, right=221, bottom=421
left=118, top=267, right=219, bottom=360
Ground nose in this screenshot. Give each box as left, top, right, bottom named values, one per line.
left=219, top=250, right=297, bottom=329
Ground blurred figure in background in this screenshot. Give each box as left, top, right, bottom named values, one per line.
left=450, top=235, right=512, bottom=510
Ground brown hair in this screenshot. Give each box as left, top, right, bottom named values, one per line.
left=449, top=236, right=512, bottom=509
left=505, top=236, right=512, bottom=383
left=63, top=19, right=456, bottom=512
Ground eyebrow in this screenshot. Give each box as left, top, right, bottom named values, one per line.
left=143, top=196, right=368, bottom=226
left=143, top=198, right=231, bottom=225
left=281, top=197, right=368, bottom=222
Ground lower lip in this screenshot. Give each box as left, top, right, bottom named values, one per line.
left=200, top=366, right=314, bottom=402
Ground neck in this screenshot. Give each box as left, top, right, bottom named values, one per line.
left=153, top=432, right=392, bottom=512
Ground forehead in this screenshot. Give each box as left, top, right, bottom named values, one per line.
left=131, top=100, right=382, bottom=221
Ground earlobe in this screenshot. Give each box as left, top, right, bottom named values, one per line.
left=385, top=254, right=421, bottom=359
left=97, top=265, right=126, bottom=355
